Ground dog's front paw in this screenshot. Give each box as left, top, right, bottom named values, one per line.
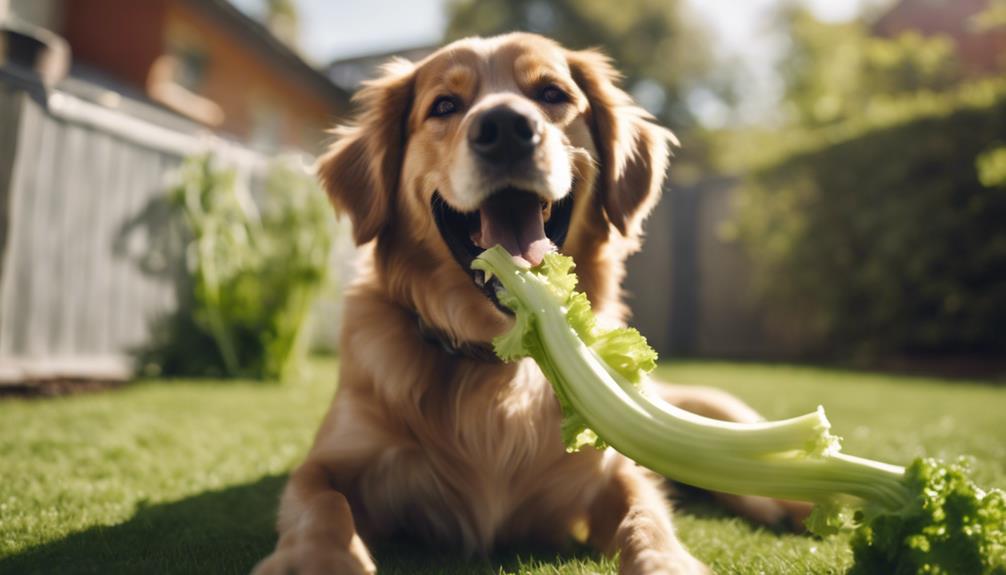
left=621, top=549, right=712, bottom=575
left=251, top=543, right=376, bottom=575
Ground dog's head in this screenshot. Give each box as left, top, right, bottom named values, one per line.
left=319, top=33, right=675, bottom=345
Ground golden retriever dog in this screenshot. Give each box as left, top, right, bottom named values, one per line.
left=253, top=33, right=808, bottom=575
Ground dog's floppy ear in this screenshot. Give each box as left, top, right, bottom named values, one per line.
left=567, top=49, right=677, bottom=238
left=317, top=59, right=415, bottom=245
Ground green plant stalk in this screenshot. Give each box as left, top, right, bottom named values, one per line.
left=152, top=155, right=334, bottom=379
left=272, top=280, right=319, bottom=381
left=473, top=246, right=909, bottom=510
left=185, top=191, right=240, bottom=377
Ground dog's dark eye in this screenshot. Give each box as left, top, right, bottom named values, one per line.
left=430, top=96, right=459, bottom=118
left=537, top=85, right=568, bottom=105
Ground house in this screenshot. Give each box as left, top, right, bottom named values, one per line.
left=0, top=1, right=349, bottom=383
left=326, top=44, right=437, bottom=92
left=5, top=0, right=348, bottom=153
left=873, top=0, right=1005, bottom=77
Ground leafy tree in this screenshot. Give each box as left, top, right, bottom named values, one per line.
left=445, top=0, right=714, bottom=127
left=776, top=6, right=961, bottom=127
left=732, top=84, right=1006, bottom=358
left=721, top=6, right=1006, bottom=359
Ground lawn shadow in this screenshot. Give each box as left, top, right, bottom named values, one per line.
left=0, top=475, right=287, bottom=575
left=370, top=535, right=604, bottom=575
left=670, top=483, right=811, bottom=536
left=669, top=484, right=737, bottom=521
left=0, top=475, right=605, bottom=575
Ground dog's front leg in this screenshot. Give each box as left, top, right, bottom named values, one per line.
left=588, top=460, right=710, bottom=575
left=252, top=460, right=375, bottom=575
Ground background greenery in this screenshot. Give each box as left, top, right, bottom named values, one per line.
left=715, top=7, right=1006, bottom=360
left=725, top=81, right=1006, bottom=358
left=137, top=155, right=335, bottom=380
left=1, top=360, right=1003, bottom=574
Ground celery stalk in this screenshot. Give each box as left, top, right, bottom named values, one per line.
left=472, top=246, right=1005, bottom=574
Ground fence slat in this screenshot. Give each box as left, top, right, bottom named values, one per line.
left=0, top=92, right=36, bottom=356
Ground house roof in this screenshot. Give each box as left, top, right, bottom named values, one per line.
left=326, top=44, right=439, bottom=92
left=187, top=0, right=349, bottom=107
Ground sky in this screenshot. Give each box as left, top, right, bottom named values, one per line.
left=685, top=0, right=888, bottom=124
left=231, top=0, right=446, bottom=60
left=232, top=0, right=882, bottom=63
left=230, top=0, right=888, bottom=124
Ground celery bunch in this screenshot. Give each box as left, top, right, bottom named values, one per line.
left=472, top=246, right=1005, bottom=575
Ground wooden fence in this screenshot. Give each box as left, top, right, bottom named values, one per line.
left=0, top=67, right=296, bottom=382
left=624, top=176, right=810, bottom=360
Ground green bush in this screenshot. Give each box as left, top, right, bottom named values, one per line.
left=732, top=86, right=1006, bottom=358
left=776, top=6, right=962, bottom=128
left=138, top=154, right=334, bottom=379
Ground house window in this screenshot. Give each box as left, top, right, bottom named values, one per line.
left=169, top=45, right=209, bottom=92
left=148, top=42, right=223, bottom=126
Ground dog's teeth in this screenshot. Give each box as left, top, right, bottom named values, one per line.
left=483, top=269, right=494, bottom=283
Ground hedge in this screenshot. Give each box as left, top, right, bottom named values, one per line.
left=732, top=82, right=1006, bottom=359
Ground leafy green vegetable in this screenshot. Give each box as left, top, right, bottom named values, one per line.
left=472, top=246, right=1006, bottom=574
left=851, top=458, right=1006, bottom=575
left=138, top=154, right=335, bottom=380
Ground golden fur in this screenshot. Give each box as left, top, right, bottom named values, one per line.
left=253, top=33, right=808, bottom=575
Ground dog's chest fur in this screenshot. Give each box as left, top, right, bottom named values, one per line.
left=325, top=304, right=612, bottom=553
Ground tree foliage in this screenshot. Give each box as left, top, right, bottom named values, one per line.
left=777, top=6, right=962, bottom=127
left=723, top=7, right=1006, bottom=359
left=732, top=81, right=1006, bottom=358
left=444, top=0, right=713, bottom=126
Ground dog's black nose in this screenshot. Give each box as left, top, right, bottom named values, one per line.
left=468, top=106, right=541, bottom=164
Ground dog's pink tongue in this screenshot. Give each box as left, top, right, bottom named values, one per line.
left=478, top=191, right=553, bottom=267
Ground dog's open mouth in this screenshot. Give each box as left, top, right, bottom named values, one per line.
left=433, top=188, right=573, bottom=304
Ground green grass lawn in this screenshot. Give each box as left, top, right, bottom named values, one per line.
left=1, top=359, right=1003, bottom=574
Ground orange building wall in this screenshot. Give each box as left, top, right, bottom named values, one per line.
left=63, top=0, right=169, bottom=92
left=61, top=0, right=340, bottom=152
left=166, top=2, right=338, bottom=150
